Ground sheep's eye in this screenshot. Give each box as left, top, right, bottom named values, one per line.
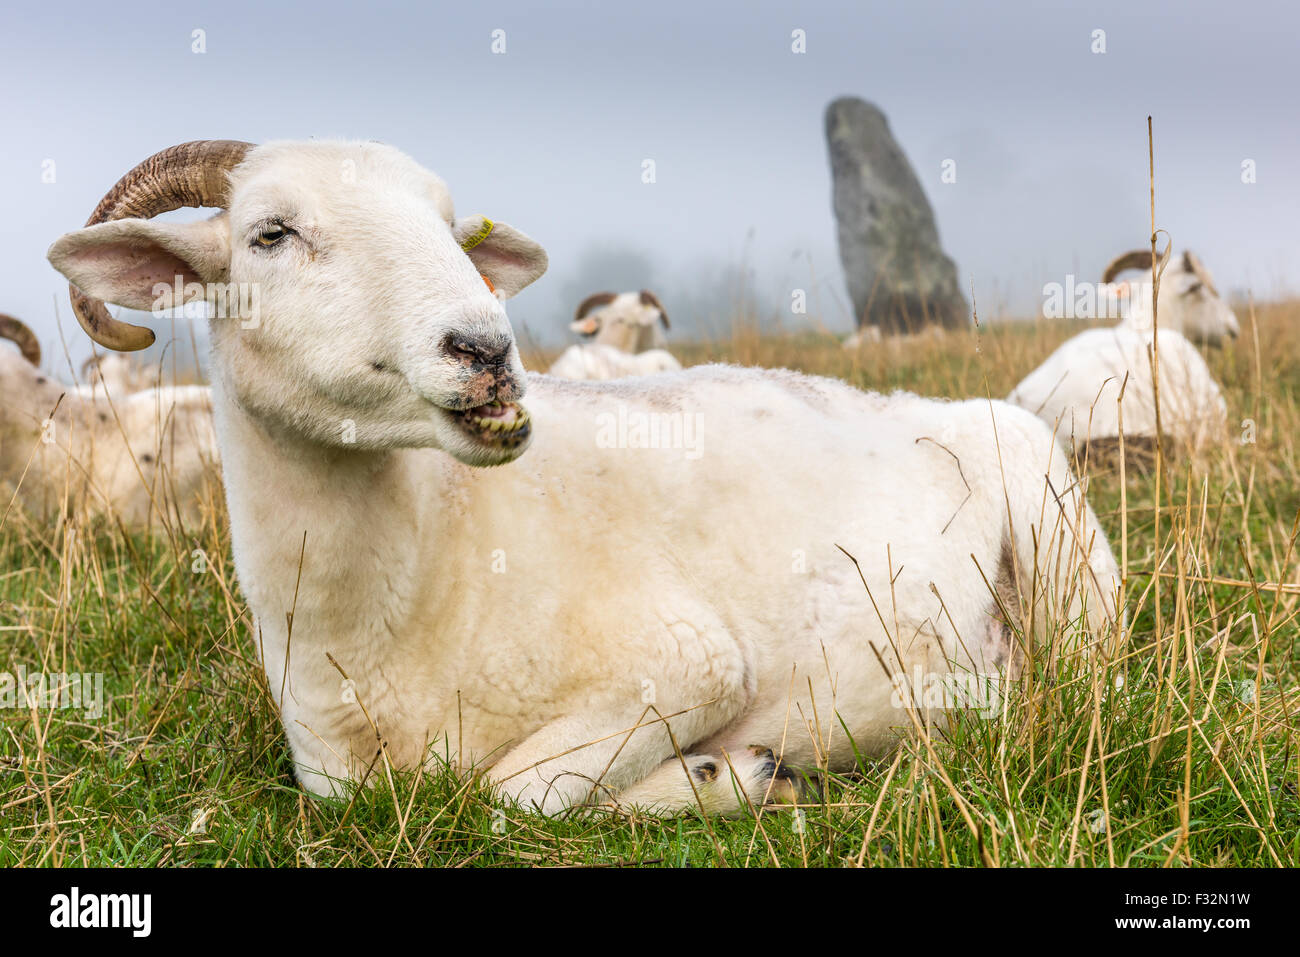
left=1182, top=281, right=1203, bottom=296
left=254, top=225, right=290, bottom=248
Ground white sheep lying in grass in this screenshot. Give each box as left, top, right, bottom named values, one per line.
left=49, top=139, right=1121, bottom=815
left=572, top=289, right=671, bottom=352
left=0, top=314, right=219, bottom=526
left=1007, top=326, right=1228, bottom=454
left=1009, top=247, right=1235, bottom=454
left=94, top=385, right=221, bottom=526
left=1104, top=248, right=1240, bottom=346
left=844, top=324, right=953, bottom=355
left=549, top=289, right=682, bottom=380
left=547, top=342, right=681, bottom=380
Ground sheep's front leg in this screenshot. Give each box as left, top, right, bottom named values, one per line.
left=486, top=710, right=683, bottom=815
left=612, top=746, right=804, bottom=816
left=489, top=720, right=805, bottom=818
left=487, top=696, right=755, bottom=815
left=486, top=610, right=755, bottom=815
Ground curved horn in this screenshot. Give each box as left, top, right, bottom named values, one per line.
left=574, top=292, right=617, bottom=321
left=1101, top=249, right=1154, bottom=284
left=0, top=314, right=40, bottom=366
left=639, top=289, right=669, bottom=329
left=69, top=140, right=254, bottom=352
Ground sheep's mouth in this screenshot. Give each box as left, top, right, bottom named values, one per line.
left=449, top=399, right=531, bottom=448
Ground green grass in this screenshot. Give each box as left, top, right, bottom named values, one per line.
left=3, top=303, right=1298, bottom=867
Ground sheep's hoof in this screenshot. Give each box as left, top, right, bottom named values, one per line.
left=691, top=759, right=719, bottom=784
left=747, top=746, right=813, bottom=806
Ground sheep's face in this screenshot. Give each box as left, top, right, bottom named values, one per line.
left=1124, top=253, right=1239, bottom=347
left=0, top=348, right=65, bottom=430
left=0, top=346, right=87, bottom=489
left=575, top=291, right=669, bottom=354
left=216, top=143, right=550, bottom=465
left=48, top=141, right=549, bottom=468
left=1162, top=264, right=1239, bottom=347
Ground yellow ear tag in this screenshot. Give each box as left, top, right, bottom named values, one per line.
left=458, top=218, right=496, bottom=292
left=458, top=217, right=494, bottom=251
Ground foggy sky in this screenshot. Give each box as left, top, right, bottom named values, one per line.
left=2, top=0, right=1296, bottom=366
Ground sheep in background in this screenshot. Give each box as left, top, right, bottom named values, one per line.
left=95, top=385, right=221, bottom=527
left=549, top=289, right=682, bottom=380
left=572, top=289, right=671, bottom=352
left=50, top=138, right=1121, bottom=816
left=842, top=325, right=884, bottom=349
left=0, top=313, right=68, bottom=512
left=1007, top=326, right=1228, bottom=456
left=844, top=324, right=950, bottom=352
left=1104, top=248, right=1240, bottom=346
left=1009, top=246, right=1237, bottom=459
left=546, top=342, right=681, bottom=380
left=0, top=313, right=219, bottom=526
left=77, top=352, right=159, bottom=398
left=0, top=314, right=41, bottom=369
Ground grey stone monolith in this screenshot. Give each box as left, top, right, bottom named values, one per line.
left=826, top=97, right=969, bottom=335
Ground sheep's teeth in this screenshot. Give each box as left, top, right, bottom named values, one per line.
left=460, top=402, right=529, bottom=439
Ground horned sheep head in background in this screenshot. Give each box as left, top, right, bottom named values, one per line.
left=571, top=289, right=671, bottom=354
left=1102, top=248, right=1240, bottom=346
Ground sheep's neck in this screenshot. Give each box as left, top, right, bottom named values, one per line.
left=212, top=384, right=437, bottom=663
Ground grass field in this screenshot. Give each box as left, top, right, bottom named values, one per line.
left=2, top=303, right=1298, bottom=867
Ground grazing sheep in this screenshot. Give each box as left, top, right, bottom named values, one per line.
left=1008, top=326, right=1227, bottom=454
left=49, top=139, right=1121, bottom=815
left=1104, top=248, right=1240, bottom=346
left=550, top=289, right=681, bottom=380
left=0, top=314, right=218, bottom=525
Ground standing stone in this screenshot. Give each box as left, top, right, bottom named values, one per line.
left=826, top=97, right=968, bottom=335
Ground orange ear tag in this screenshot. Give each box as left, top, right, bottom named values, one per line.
left=481, top=274, right=495, bottom=293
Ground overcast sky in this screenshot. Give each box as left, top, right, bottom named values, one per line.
left=2, top=0, right=1296, bottom=365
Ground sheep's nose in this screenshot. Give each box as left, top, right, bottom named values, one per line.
left=442, top=333, right=511, bottom=369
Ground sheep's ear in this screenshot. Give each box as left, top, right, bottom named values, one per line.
left=47, top=215, right=231, bottom=313
left=453, top=216, right=548, bottom=299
